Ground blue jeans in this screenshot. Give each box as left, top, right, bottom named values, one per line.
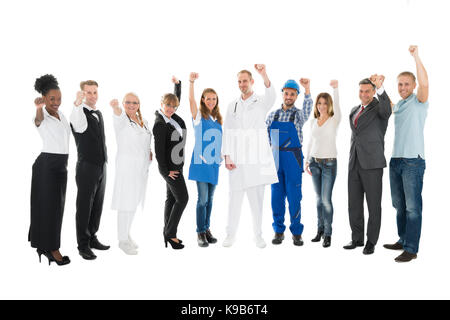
left=390, top=157, right=425, bottom=254
left=310, top=159, right=337, bottom=237
left=196, top=181, right=217, bottom=233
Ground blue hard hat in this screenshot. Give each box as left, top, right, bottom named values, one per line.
left=282, top=80, right=300, bottom=94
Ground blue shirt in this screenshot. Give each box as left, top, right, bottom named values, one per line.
left=392, top=93, right=428, bottom=159
left=265, top=94, right=313, bottom=145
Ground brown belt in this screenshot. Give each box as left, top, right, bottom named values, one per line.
left=313, top=157, right=336, bottom=163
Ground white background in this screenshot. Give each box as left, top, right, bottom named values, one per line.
left=0, top=0, right=449, bottom=300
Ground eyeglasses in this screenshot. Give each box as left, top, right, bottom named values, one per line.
left=164, top=104, right=178, bottom=111
left=125, top=101, right=139, bottom=105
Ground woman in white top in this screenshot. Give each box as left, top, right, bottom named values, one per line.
left=30, top=74, right=71, bottom=266
left=305, top=80, right=341, bottom=248
left=110, top=93, right=152, bottom=255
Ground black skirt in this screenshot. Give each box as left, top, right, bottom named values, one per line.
left=29, top=153, right=68, bottom=251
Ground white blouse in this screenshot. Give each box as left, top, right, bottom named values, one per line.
left=34, top=108, right=70, bottom=155
left=305, top=88, right=341, bottom=161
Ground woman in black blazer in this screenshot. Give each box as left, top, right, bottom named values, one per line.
left=153, top=77, right=188, bottom=249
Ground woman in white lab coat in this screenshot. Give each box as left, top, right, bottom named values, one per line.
left=110, top=93, right=152, bottom=255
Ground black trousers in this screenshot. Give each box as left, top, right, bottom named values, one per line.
left=29, top=153, right=68, bottom=251
left=162, top=171, right=189, bottom=239
left=348, top=158, right=383, bottom=245
left=75, top=161, right=106, bottom=250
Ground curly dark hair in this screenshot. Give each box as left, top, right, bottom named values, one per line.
left=34, top=74, right=60, bottom=95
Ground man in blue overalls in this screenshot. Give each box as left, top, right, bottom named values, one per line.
left=266, top=79, right=313, bottom=246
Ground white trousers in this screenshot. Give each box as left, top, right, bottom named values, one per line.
left=226, top=185, right=265, bottom=239
left=118, top=210, right=136, bottom=242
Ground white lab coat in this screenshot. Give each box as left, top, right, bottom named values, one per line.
left=111, top=112, right=152, bottom=211
left=222, top=85, right=278, bottom=192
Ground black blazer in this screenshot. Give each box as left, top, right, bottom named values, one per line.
left=153, top=82, right=186, bottom=176
left=348, top=91, right=392, bottom=170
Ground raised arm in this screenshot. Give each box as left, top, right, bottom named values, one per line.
left=172, top=76, right=181, bottom=102
left=34, top=97, right=45, bottom=127
left=410, top=46, right=429, bottom=103
left=330, top=80, right=341, bottom=123
left=70, top=90, right=88, bottom=133
left=254, top=64, right=276, bottom=111
left=189, top=72, right=199, bottom=119
left=298, top=78, right=313, bottom=123
left=371, top=74, right=392, bottom=119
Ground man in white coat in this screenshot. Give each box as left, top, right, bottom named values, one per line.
left=222, top=64, right=278, bottom=248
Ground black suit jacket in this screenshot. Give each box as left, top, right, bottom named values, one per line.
left=348, top=91, right=392, bottom=170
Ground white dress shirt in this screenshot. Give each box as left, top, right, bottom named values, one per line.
left=158, top=110, right=183, bottom=136
left=34, top=108, right=70, bottom=154
left=70, top=103, right=99, bottom=133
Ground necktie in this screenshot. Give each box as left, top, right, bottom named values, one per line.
left=354, top=106, right=365, bottom=127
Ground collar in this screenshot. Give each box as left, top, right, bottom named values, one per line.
left=400, top=93, right=416, bottom=104
left=82, top=103, right=97, bottom=112
left=158, top=109, right=171, bottom=123
left=280, top=105, right=299, bottom=113
left=44, top=107, right=61, bottom=121
left=240, top=92, right=257, bottom=104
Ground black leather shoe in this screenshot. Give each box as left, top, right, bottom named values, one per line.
left=79, top=247, right=97, bottom=260
left=323, top=236, right=331, bottom=248
left=311, top=231, right=324, bottom=242
left=383, top=242, right=403, bottom=250
left=363, top=242, right=375, bottom=255
left=90, top=238, right=110, bottom=251
left=395, top=251, right=417, bottom=263
left=272, top=233, right=284, bottom=245
left=197, top=233, right=209, bottom=248
left=205, top=230, right=217, bottom=244
left=343, top=240, right=364, bottom=250
left=292, top=235, right=304, bottom=246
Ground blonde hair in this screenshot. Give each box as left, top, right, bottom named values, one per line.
left=398, top=71, right=416, bottom=82
left=200, top=88, right=223, bottom=125
left=80, top=80, right=98, bottom=90
left=161, top=93, right=180, bottom=108
left=314, top=93, right=334, bottom=118
left=123, top=92, right=144, bottom=128
left=237, top=70, right=253, bottom=79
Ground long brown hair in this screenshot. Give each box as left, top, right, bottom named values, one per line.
left=314, top=92, right=334, bottom=119
left=200, top=88, right=222, bottom=125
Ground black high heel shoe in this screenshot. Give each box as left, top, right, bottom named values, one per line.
left=37, top=249, right=45, bottom=263
left=43, top=251, right=71, bottom=266
left=164, top=237, right=185, bottom=250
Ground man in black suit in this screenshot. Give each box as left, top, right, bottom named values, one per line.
left=70, top=80, right=110, bottom=260
left=343, top=75, right=391, bottom=255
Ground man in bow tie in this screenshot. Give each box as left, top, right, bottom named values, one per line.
left=70, top=80, right=110, bottom=260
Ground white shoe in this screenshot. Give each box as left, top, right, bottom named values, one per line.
left=255, top=237, right=266, bottom=249
left=119, top=241, right=138, bottom=255
left=128, top=237, right=138, bottom=249
left=222, top=236, right=235, bottom=248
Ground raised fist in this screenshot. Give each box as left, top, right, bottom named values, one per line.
left=34, top=97, right=45, bottom=109
left=330, top=80, right=338, bottom=89
left=299, top=78, right=310, bottom=89
left=189, top=72, right=199, bottom=82
left=110, top=99, right=119, bottom=109
left=254, top=64, right=266, bottom=75
left=172, top=76, right=180, bottom=84
left=370, top=74, right=385, bottom=89
left=75, top=91, right=85, bottom=106
left=409, top=45, right=419, bottom=58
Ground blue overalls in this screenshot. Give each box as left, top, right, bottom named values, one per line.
left=269, top=110, right=304, bottom=236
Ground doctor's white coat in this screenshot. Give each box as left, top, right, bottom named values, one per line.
left=222, top=85, right=278, bottom=191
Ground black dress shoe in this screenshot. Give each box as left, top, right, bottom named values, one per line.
left=272, top=233, right=284, bottom=245
left=363, top=242, right=375, bottom=255
left=79, top=248, right=97, bottom=260
left=343, top=240, right=364, bottom=250
left=205, top=230, right=217, bottom=244
left=292, top=235, right=304, bottom=246
left=395, top=251, right=417, bottom=263
left=383, top=242, right=403, bottom=250
left=311, top=231, right=324, bottom=242
left=197, top=233, right=209, bottom=248
left=322, top=236, right=331, bottom=248
left=90, top=238, right=110, bottom=251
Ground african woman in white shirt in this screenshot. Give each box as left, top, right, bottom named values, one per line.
left=305, top=80, right=341, bottom=248
left=110, top=93, right=152, bottom=255
left=30, top=74, right=71, bottom=266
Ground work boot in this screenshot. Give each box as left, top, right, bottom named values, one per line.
left=197, top=233, right=209, bottom=248
left=272, top=233, right=284, bottom=245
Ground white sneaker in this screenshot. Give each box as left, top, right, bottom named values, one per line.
left=128, top=237, right=138, bottom=249
left=255, top=237, right=267, bottom=249
left=119, top=241, right=138, bottom=255
left=222, top=236, right=235, bottom=247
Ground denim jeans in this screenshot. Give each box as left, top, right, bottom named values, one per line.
left=309, top=159, right=337, bottom=237
left=196, top=181, right=217, bottom=233
left=390, top=157, right=425, bottom=254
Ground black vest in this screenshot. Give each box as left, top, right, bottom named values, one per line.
left=71, top=107, right=107, bottom=166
